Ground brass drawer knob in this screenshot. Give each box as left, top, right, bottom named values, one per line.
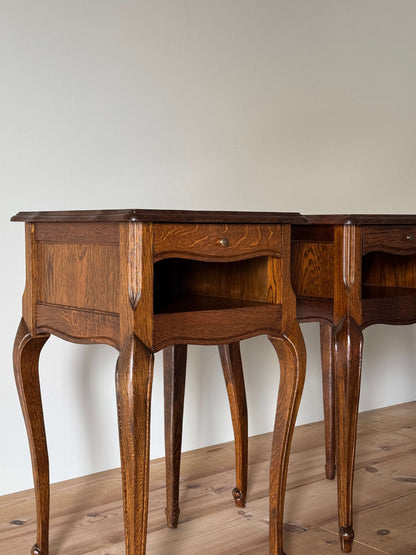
left=219, top=237, right=229, bottom=247
left=406, top=234, right=415, bottom=241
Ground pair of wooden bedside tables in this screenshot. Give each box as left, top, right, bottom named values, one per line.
left=12, top=210, right=416, bottom=554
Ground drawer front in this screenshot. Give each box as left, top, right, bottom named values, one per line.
left=154, top=223, right=282, bottom=261
left=363, top=225, right=416, bottom=255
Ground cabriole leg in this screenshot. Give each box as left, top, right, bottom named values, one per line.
left=334, top=317, right=363, bottom=553
left=116, top=335, right=154, bottom=555
left=268, top=321, right=306, bottom=555
left=219, top=342, right=248, bottom=508
left=13, top=319, right=50, bottom=555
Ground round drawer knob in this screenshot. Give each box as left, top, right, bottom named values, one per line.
left=406, top=234, right=415, bottom=241
left=219, top=237, right=229, bottom=247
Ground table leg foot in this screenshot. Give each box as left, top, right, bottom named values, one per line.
left=31, top=544, right=43, bottom=555
left=165, top=506, right=180, bottom=529
left=339, top=526, right=354, bottom=552
left=232, top=487, right=245, bottom=508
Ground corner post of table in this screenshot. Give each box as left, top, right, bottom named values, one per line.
left=268, top=224, right=306, bottom=555
left=14, top=223, right=51, bottom=554
left=117, top=221, right=155, bottom=555
left=333, top=224, right=364, bottom=552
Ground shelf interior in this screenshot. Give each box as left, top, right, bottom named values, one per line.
left=154, top=256, right=276, bottom=314
left=362, top=285, right=416, bottom=299
left=362, top=251, right=416, bottom=299
left=155, top=294, right=273, bottom=314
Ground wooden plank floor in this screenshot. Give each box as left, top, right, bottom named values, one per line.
left=1, top=401, right=415, bottom=554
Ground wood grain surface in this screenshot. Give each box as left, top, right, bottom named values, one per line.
left=154, top=223, right=282, bottom=261
left=12, top=209, right=304, bottom=224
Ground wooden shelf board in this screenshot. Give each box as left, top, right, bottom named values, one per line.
left=362, top=285, right=416, bottom=299
left=154, top=294, right=275, bottom=315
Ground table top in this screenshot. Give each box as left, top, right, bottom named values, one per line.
left=301, top=214, right=416, bottom=225
left=12, top=210, right=416, bottom=226
left=11, top=209, right=305, bottom=224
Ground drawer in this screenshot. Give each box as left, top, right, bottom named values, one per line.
left=363, top=225, right=416, bottom=255
left=153, top=223, right=282, bottom=261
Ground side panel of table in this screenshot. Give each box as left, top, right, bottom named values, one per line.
left=23, top=222, right=123, bottom=348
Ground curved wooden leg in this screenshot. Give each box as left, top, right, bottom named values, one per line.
left=163, top=344, right=187, bottom=528
left=13, top=319, right=50, bottom=555
left=116, top=335, right=154, bottom=555
left=219, top=342, right=248, bottom=508
left=320, top=322, right=336, bottom=480
left=334, top=317, right=363, bottom=553
left=268, top=321, right=306, bottom=555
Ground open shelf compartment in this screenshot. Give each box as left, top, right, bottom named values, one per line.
left=154, top=256, right=278, bottom=315
left=361, top=251, right=416, bottom=326
left=362, top=251, right=416, bottom=299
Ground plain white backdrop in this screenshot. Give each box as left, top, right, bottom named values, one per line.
left=1, top=1, right=416, bottom=496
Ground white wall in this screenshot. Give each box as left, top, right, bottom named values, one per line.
left=1, top=0, right=416, bottom=496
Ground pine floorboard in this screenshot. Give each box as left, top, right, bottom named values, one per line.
left=1, top=401, right=415, bottom=554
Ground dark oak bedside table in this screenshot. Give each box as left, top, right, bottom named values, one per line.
left=12, top=209, right=306, bottom=555
left=167, top=214, right=416, bottom=554
left=291, top=214, right=416, bottom=552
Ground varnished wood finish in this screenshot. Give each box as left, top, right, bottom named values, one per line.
left=219, top=343, right=248, bottom=508
left=115, top=335, right=154, bottom=555
left=362, top=252, right=416, bottom=289
left=34, top=221, right=119, bottom=244
left=35, top=303, right=120, bottom=348
left=362, top=290, right=416, bottom=327
left=363, top=225, right=416, bottom=255
left=296, top=296, right=333, bottom=323
left=13, top=319, right=50, bottom=555
left=119, top=222, right=154, bottom=349
left=154, top=223, right=282, bottom=261
left=23, top=224, right=37, bottom=331
left=292, top=216, right=416, bottom=552
left=163, top=344, right=187, bottom=528
left=332, top=224, right=362, bottom=326
left=13, top=210, right=304, bottom=554
left=154, top=305, right=283, bottom=350
left=154, top=257, right=274, bottom=310
left=12, top=208, right=304, bottom=224
left=268, top=321, right=306, bottom=555
left=303, top=214, right=416, bottom=225
left=329, top=224, right=364, bottom=552
left=291, top=242, right=334, bottom=299
left=320, top=322, right=336, bottom=480
left=164, top=342, right=249, bottom=529
left=268, top=225, right=307, bottom=555
left=334, top=317, right=363, bottom=553
left=171, top=216, right=416, bottom=551
left=37, top=242, right=120, bottom=312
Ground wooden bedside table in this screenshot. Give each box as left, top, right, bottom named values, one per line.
left=167, top=214, right=416, bottom=554
left=292, top=214, right=416, bottom=552
left=12, top=209, right=306, bottom=555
